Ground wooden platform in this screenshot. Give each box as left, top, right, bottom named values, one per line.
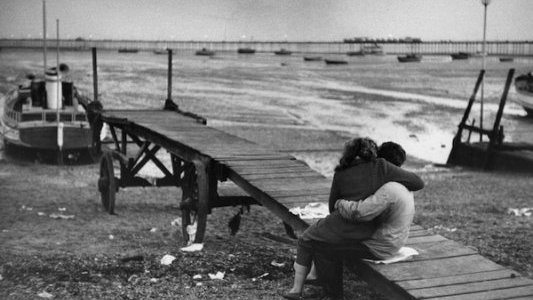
left=99, top=109, right=533, bottom=300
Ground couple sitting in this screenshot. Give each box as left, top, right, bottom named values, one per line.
left=283, top=137, right=424, bottom=300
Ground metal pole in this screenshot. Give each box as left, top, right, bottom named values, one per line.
left=92, top=47, right=98, bottom=102
left=480, top=2, right=488, bottom=142
left=167, top=48, right=173, bottom=101
left=42, top=0, right=47, bottom=75
left=56, top=19, right=63, bottom=165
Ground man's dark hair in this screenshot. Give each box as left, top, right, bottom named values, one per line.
left=378, top=142, right=406, bottom=167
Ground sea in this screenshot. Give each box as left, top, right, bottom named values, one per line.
left=1, top=48, right=532, bottom=168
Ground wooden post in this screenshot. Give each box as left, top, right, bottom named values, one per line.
left=92, top=47, right=98, bottom=102
left=452, top=70, right=485, bottom=145
left=167, top=48, right=172, bottom=101
left=484, top=68, right=515, bottom=169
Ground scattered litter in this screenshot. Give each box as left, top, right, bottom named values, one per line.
left=433, top=225, right=457, bottom=232
left=252, top=272, right=269, bottom=281
left=149, top=228, right=158, bottom=233
left=507, top=207, right=532, bottom=217
left=108, top=235, right=114, bottom=240
left=170, top=218, right=181, bottom=227
left=0, top=274, right=3, bottom=280
left=289, top=202, right=328, bottom=219
left=271, top=260, right=286, bottom=268
left=180, top=243, right=204, bottom=252
left=208, top=271, right=225, bottom=280
left=195, top=282, right=203, bottom=286
left=228, top=254, right=235, bottom=259
left=49, top=213, right=75, bottom=220
left=193, top=274, right=202, bottom=280
left=127, top=275, right=139, bottom=283
left=364, top=247, right=419, bottom=264
left=58, top=207, right=66, bottom=212
left=149, top=278, right=158, bottom=283
left=160, top=254, right=176, bottom=265
left=1, top=230, right=8, bottom=233
left=37, top=291, right=53, bottom=298
left=37, top=212, right=46, bottom=216
left=21, top=205, right=33, bottom=211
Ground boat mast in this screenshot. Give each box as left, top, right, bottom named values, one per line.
left=56, top=19, right=63, bottom=164
left=42, top=0, right=47, bottom=74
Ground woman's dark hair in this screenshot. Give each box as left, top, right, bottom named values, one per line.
left=378, top=141, right=406, bottom=167
left=335, top=137, right=378, bottom=172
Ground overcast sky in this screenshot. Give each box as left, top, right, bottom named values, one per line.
left=1, top=0, right=532, bottom=41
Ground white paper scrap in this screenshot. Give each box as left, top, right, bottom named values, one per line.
left=160, top=254, right=176, bottom=265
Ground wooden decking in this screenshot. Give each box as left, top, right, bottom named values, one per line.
left=100, top=109, right=533, bottom=300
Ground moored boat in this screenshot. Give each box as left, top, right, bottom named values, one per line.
left=118, top=48, right=139, bottom=53
left=274, top=48, right=292, bottom=55
left=195, top=48, right=215, bottom=56
left=2, top=67, right=94, bottom=160
left=397, top=54, right=422, bottom=63
left=451, top=52, right=471, bottom=60
left=514, top=72, right=533, bottom=116
left=153, top=49, right=167, bottom=55
left=237, top=47, right=256, bottom=54
left=324, top=59, right=348, bottom=65
left=346, top=51, right=365, bottom=56
left=303, top=56, right=322, bottom=61
left=499, top=57, right=514, bottom=62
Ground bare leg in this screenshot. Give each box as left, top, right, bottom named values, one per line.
left=306, top=262, right=317, bottom=280
left=288, top=262, right=309, bottom=294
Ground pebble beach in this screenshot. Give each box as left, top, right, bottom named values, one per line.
left=0, top=48, right=532, bottom=299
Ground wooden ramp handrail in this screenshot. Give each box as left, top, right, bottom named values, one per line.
left=98, top=109, right=533, bottom=300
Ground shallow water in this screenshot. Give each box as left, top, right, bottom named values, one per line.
left=1, top=49, right=532, bottom=164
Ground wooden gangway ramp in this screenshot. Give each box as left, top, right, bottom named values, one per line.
left=96, top=109, right=533, bottom=300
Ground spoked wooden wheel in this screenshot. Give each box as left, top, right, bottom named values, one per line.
left=98, top=151, right=117, bottom=214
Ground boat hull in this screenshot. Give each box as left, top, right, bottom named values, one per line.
left=3, top=123, right=92, bottom=150
left=514, top=73, right=533, bottom=116
left=397, top=55, right=422, bottom=63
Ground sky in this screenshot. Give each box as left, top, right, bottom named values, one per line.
left=0, top=0, right=532, bottom=41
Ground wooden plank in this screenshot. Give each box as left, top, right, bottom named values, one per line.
left=398, top=269, right=523, bottom=290
left=249, top=178, right=331, bottom=191
left=240, top=172, right=324, bottom=180
left=408, top=240, right=477, bottom=261
left=233, top=167, right=314, bottom=175
left=225, top=159, right=308, bottom=167
left=372, top=255, right=506, bottom=281
left=266, top=189, right=331, bottom=198
left=407, top=230, right=433, bottom=237
left=427, top=285, right=533, bottom=300
left=405, top=235, right=448, bottom=245
left=410, top=278, right=533, bottom=299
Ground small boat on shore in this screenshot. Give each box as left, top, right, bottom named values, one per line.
left=2, top=67, right=94, bottom=161
left=153, top=49, right=167, bottom=55
left=451, top=52, right=471, bottom=60
left=303, top=56, right=322, bottom=61
left=237, top=47, right=256, bottom=54
left=118, top=48, right=139, bottom=53
left=195, top=48, right=215, bottom=56
left=514, top=72, right=533, bottom=116
left=346, top=51, right=365, bottom=56
left=274, top=48, right=292, bottom=55
left=397, top=54, right=422, bottom=63
left=500, top=57, right=514, bottom=62
left=324, top=59, right=348, bottom=65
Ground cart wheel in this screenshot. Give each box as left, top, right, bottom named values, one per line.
left=98, top=151, right=116, bottom=214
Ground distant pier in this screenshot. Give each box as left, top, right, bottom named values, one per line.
left=1, top=38, right=532, bottom=56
